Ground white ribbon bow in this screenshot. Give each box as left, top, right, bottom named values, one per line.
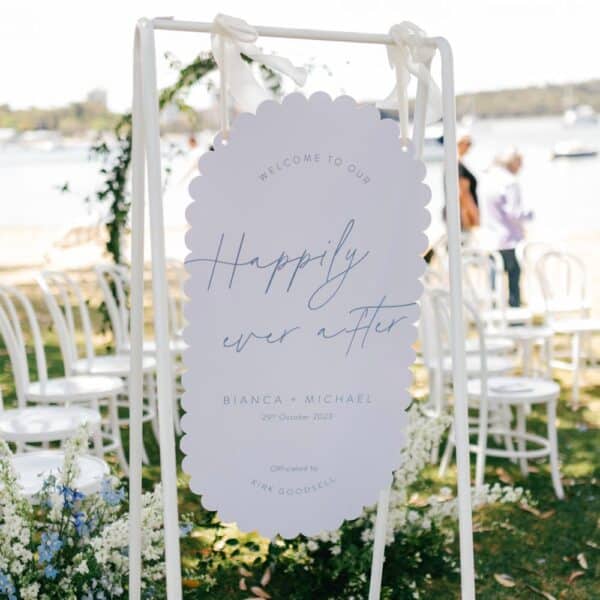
left=211, top=14, right=308, bottom=114
left=378, top=22, right=442, bottom=135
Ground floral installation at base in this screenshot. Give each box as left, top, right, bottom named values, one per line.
left=0, top=427, right=166, bottom=600
left=181, top=404, right=527, bottom=599
left=0, top=409, right=528, bottom=599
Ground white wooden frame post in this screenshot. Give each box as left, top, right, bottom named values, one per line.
left=129, top=17, right=475, bottom=600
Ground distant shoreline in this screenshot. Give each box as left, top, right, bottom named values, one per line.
left=3, top=80, right=600, bottom=137
left=456, top=80, right=600, bottom=118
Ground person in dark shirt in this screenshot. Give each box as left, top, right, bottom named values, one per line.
left=425, top=132, right=479, bottom=263
left=457, top=133, right=479, bottom=230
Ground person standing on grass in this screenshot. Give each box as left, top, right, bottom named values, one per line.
left=482, top=147, right=533, bottom=307
left=457, top=132, right=480, bottom=231
left=429, top=132, right=480, bottom=263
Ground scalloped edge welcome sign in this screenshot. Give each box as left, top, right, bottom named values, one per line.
left=181, top=93, right=430, bottom=538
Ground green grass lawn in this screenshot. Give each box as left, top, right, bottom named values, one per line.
left=1, top=278, right=599, bottom=598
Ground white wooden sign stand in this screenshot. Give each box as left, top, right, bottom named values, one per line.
left=129, top=16, right=476, bottom=600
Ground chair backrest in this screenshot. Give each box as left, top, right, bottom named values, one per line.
left=0, top=285, right=49, bottom=407
left=95, top=261, right=185, bottom=351
left=536, top=250, right=588, bottom=319
left=427, top=288, right=489, bottom=413
left=36, top=271, right=96, bottom=375
left=515, top=240, right=555, bottom=309
left=166, top=258, right=186, bottom=336
left=94, top=264, right=131, bottom=353
left=426, top=234, right=449, bottom=283
left=422, top=263, right=446, bottom=290
left=461, top=248, right=508, bottom=327
left=419, top=290, right=445, bottom=416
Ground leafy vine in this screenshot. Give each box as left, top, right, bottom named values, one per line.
left=88, top=53, right=283, bottom=265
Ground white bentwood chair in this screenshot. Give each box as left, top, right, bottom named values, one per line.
left=422, top=265, right=517, bottom=384
left=11, top=451, right=109, bottom=499
left=536, top=250, right=600, bottom=407
left=36, top=271, right=158, bottom=447
left=515, top=240, right=557, bottom=315
left=419, top=287, right=516, bottom=465
left=462, top=248, right=532, bottom=327
left=430, top=289, right=564, bottom=499
left=94, top=263, right=186, bottom=357
left=0, top=284, right=121, bottom=468
left=94, top=263, right=186, bottom=433
left=0, top=391, right=100, bottom=453
left=463, top=248, right=554, bottom=377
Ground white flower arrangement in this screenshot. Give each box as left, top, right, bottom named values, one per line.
left=309, top=403, right=525, bottom=550
left=0, top=427, right=166, bottom=599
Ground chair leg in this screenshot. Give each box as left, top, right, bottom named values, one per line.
left=141, top=432, right=150, bottom=465
left=571, top=332, right=581, bottom=410
left=516, top=404, right=528, bottom=477
left=173, top=376, right=182, bottom=436
left=522, top=339, right=533, bottom=376
left=543, top=337, right=552, bottom=379
left=108, top=395, right=129, bottom=475
left=501, top=405, right=516, bottom=463
left=146, top=373, right=160, bottom=441
left=546, top=399, right=564, bottom=499
left=438, top=426, right=455, bottom=477
left=475, top=414, right=488, bottom=490
left=91, top=398, right=103, bottom=458
left=430, top=439, right=440, bottom=464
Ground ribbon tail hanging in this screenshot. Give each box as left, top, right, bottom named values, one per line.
left=211, top=37, right=271, bottom=112
left=211, top=13, right=307, bottom=114
left=377, top=22, right=442, bottom=127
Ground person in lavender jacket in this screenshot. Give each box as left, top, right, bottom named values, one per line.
left=482, top=148, right=533, bottom=307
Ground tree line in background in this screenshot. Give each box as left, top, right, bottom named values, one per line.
left=456, top=79, right=600, bottom=118
left=4, top=78, right=600, bottom=137
left=0, top=101, right=119, bottom=135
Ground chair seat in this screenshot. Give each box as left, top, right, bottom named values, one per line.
left=550, top=318, right=600, bottom=334
left=546, top=299, right=592, bottom=314
left=10, top=450, right=109, bottom=497
left=443, top=354, right=515, bottom=376
left=73, top=354, right=156, bottom=377
left=27, top=375, right=124, bottom=402
left=467, top=376, right=560, bottom=405
left=488, top=325, right=554, bottom=342
left=483, top=306, right=533, bottom=325
left=467, top=337, right=515, bottom=354
left=0, top=407, right=101, bottom=442
left=123, top=338, right=187, bottom=356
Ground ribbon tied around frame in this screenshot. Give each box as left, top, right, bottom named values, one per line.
left=378, top=22, right=442, bottom=145
left=211, top=14, right=308, bottom=127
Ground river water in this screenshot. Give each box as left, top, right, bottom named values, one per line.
left=1, top=116, right=599, bottom=265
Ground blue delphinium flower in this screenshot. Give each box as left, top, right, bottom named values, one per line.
left=0, top=571, right=16, bottom=600
left=73, top=511, right=94, bottom=537
left=100, top=478, right=126, bottom=506
left=38, top=531, right=63, bottom=564
left=58, top=485, right=85, bottom=510
left=44, top=564, right=59, bottom=580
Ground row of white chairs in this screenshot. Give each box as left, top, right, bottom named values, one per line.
left=420, top=244, right=599, bottom=498
left=421, top=289, right=563, bottom=498
left=430, top=241, right=600, bottom=406
left=0, top=263, right=186, bottom=496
